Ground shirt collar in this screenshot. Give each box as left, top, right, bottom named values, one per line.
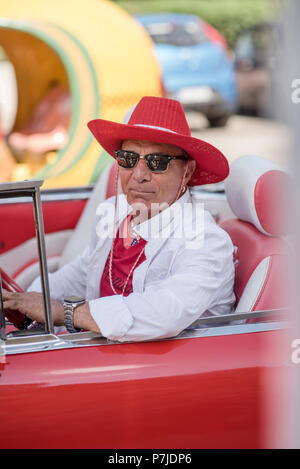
left=124, top=189, right=192, bottom=242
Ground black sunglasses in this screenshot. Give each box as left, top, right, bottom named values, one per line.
left=114, top=149, right=188, bottom=173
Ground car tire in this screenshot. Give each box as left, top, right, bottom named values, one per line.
left=207, top=114, right=231, bottom=127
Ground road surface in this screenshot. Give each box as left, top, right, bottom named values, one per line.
left=187, top=113, right=291, bottom=169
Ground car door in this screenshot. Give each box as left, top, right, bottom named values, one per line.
left=0, top=320, right=288, bottom=449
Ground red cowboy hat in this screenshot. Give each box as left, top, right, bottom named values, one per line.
left=88, top=96, right=229, bottom=186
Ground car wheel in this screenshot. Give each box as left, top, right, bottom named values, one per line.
left=207, top=114, right=231, bottom=127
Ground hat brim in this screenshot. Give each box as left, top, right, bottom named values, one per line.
left=88, top=119, right=229, bottom=186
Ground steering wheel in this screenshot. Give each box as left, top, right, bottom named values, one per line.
left=0, top=267, right=33, bottom=329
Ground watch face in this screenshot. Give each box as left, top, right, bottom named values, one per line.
left=64, top=296, right=85, bottom=304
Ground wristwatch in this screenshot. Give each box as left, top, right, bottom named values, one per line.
left=63, top=296, right=85, bottom=333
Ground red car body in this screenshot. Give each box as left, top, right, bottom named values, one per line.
left=0, top=186, right=290, bottom=449
left=0, top=327, right=288, bottom=449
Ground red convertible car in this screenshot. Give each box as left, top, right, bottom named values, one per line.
left=0, top=155, right=292, bottom=449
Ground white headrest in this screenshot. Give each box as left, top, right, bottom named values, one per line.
left=224, top=155, right=291, bottom=236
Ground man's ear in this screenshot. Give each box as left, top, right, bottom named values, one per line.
left=185, top=160, right=196, bottom=184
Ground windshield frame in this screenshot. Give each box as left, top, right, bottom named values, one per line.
left=0, top=180, right=54, bottom=335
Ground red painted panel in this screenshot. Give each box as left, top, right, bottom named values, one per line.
left=254, top=170, right=291, bottom=237
left=0, top=199, right=87, bottom=254
left=0, top=328, right=288, bottom=449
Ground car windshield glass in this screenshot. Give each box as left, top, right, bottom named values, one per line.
left=145, top=21, right=207, bottom=46
left=0, top=180, right=54, bottom=338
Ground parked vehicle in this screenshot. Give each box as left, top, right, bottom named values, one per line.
left=234, top=22, right=276, bottom=116
left=135, top=13, right=238, bottom=127
left=0, top=154, right=291, bottom=449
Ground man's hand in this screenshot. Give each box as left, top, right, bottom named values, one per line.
left=2, top=290, right=64, bottom=326
left=2, top=289, right=101, bottom=333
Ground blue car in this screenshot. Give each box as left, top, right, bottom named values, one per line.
left=135, top=13, right=238, bottom=126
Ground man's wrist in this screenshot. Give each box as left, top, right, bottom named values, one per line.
left=50, top=300, right=65, bottom=326
left=56, top=302, right=65, bottom=326
left=74, top=302, right=101, bottom=334
left=73, top=303, right=86, bottom=330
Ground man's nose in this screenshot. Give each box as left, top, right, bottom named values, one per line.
left=132, top=157, right=152, bottom=182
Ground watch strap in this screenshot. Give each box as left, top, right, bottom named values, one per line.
left=63, top=301, right=83, bottom=333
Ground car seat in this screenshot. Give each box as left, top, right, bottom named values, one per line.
left=221, top=155, right=292, bottom=319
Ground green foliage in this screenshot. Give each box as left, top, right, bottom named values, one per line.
left=113, top=0, right=280, bottom=48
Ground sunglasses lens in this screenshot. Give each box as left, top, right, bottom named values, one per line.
left=115, top=150, right=173, bottom=172
left=116, top=150, right=138, bottom=169
left=147, top=154, right=170, bottom=172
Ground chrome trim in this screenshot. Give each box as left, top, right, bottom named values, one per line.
left=178, top=320, right=288, bottom=339
left=3, top=331, right=107, bottom=355
left=32, top=187, right=54, bottom=334
left=0, top=185, right=93, bottom=204
left=0, top=180, right=44, bottom=194
left=2, top=320, right=288, bottom=356
left=191, top=308, right=287, bottom=327
left=3, top=333, right=61, bottom=355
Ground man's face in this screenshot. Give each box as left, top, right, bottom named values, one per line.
left=119, top=140, right=196, bottom=218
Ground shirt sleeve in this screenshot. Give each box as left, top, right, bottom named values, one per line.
left=27, top=245, right=90, bottom=301
left=89, top=223, right=236, bottom=342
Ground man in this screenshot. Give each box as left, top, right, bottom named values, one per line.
left=3, top=96, right=235, bottom=341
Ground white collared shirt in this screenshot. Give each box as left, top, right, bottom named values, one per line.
left=29, top=190, right=235, bottom=342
